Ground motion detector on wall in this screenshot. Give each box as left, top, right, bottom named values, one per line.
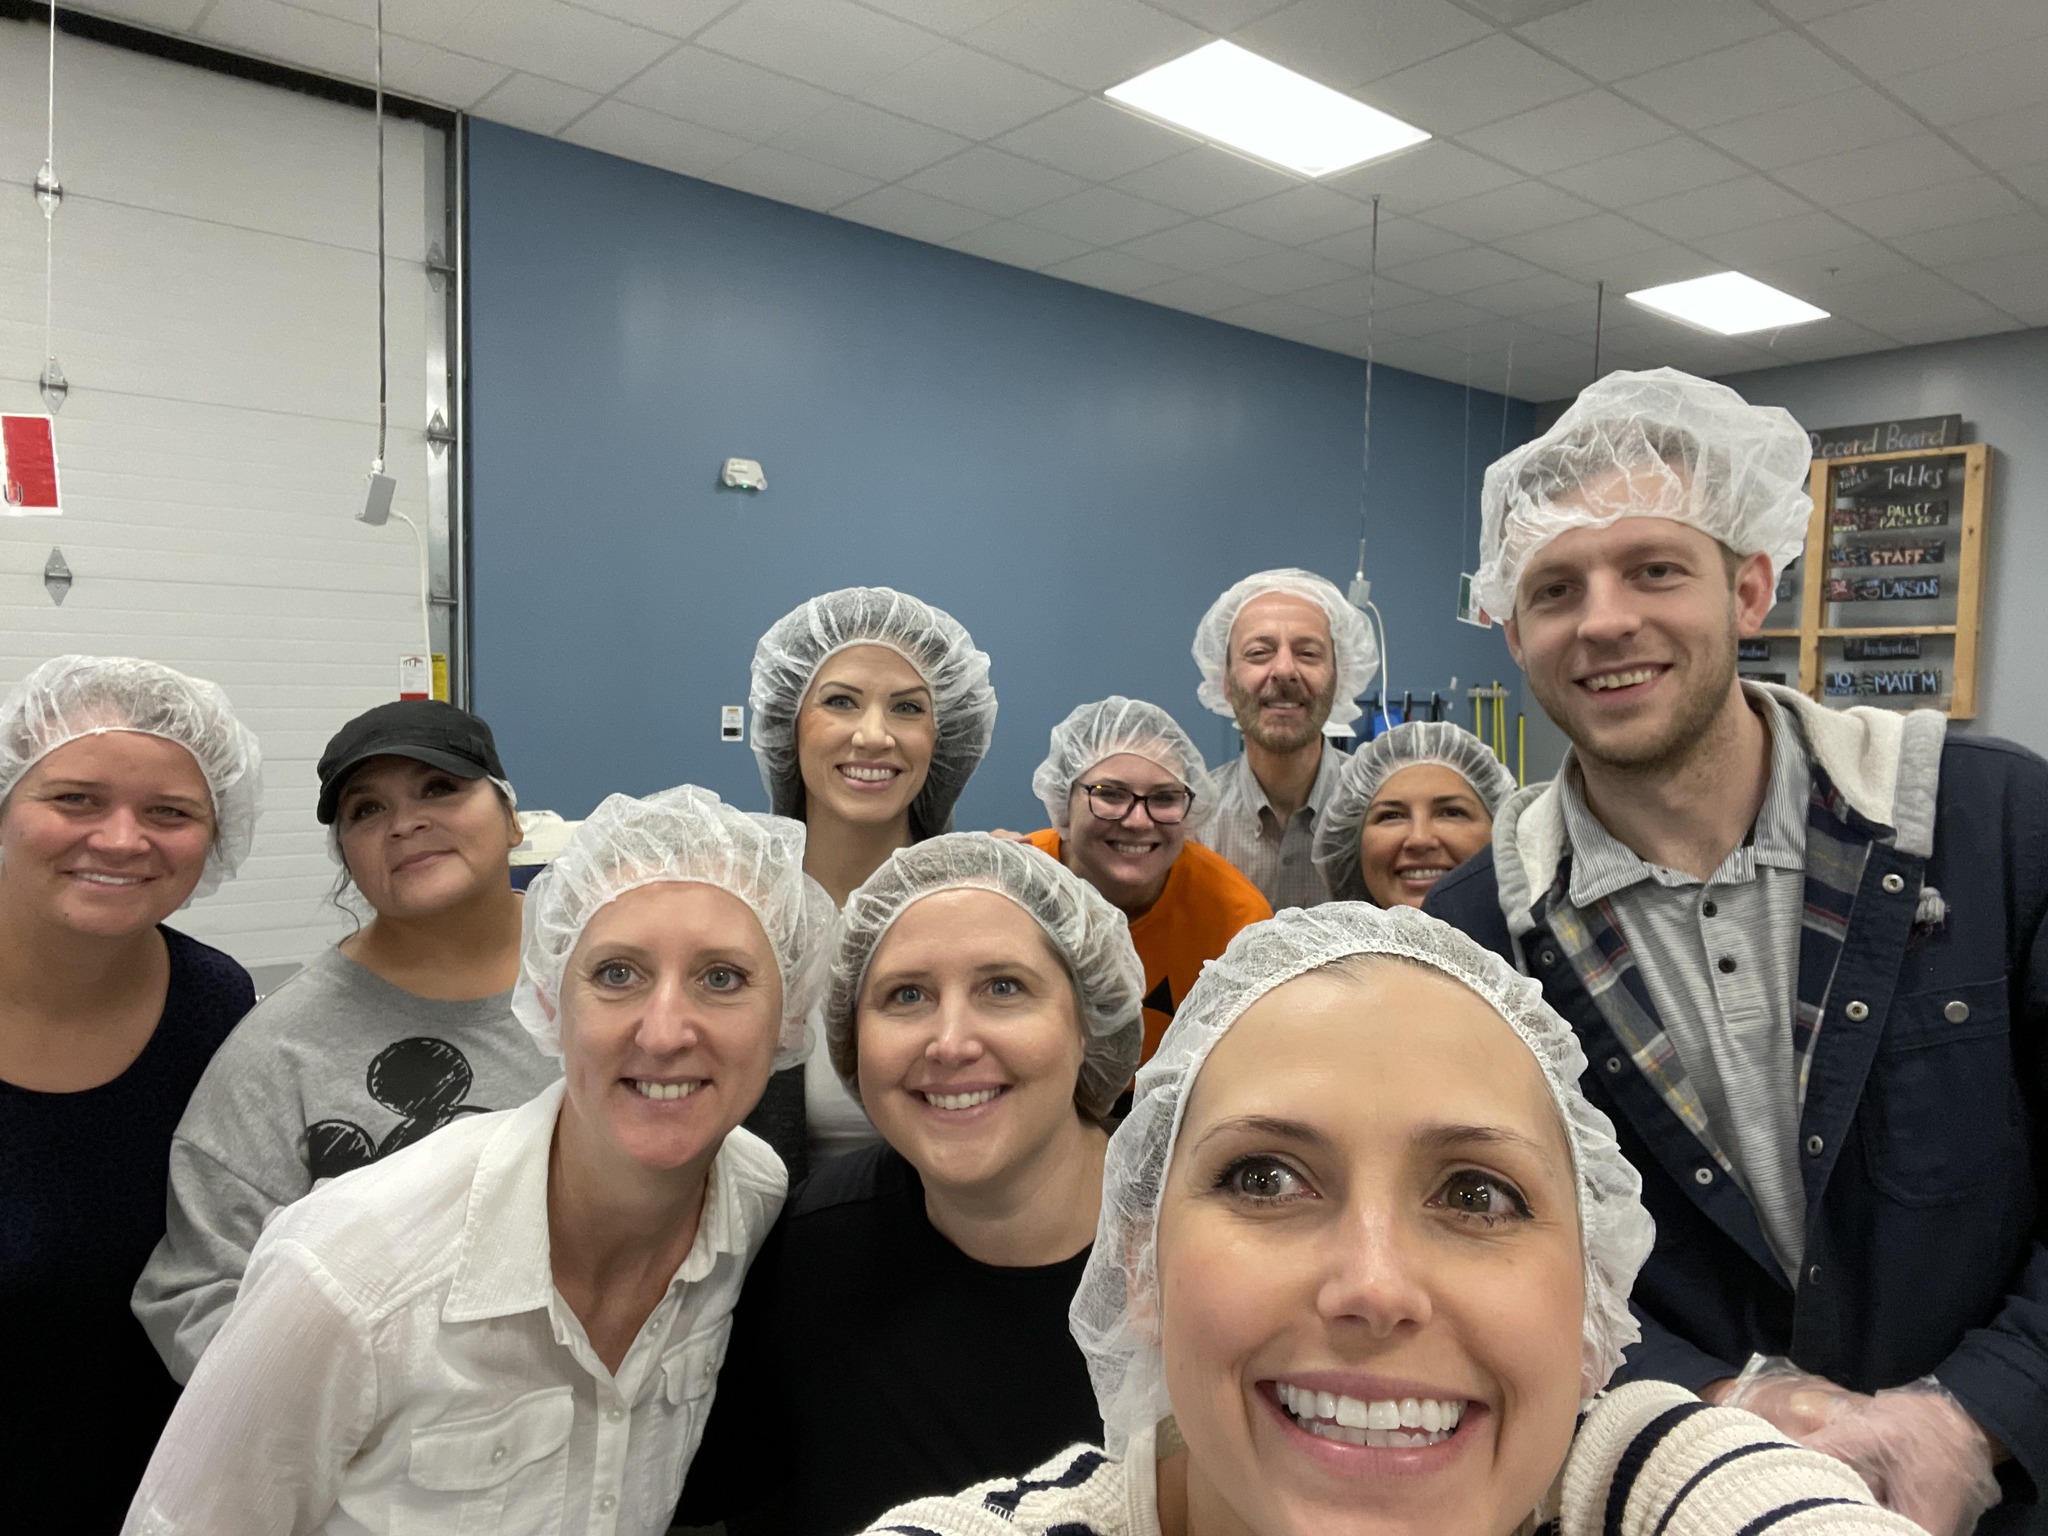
left=721, top=457, right=766, bottom=491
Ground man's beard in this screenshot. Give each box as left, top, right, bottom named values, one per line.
left=1534, top=622, right=1739, bottom=778
left=1228, top=674, right=1337, bottom=755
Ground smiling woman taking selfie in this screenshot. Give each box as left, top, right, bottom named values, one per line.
left=123, top=785, right=832, bottom=1536
left=745, top=586, right=998, bottom=1176
left=677, top=833, right=1143, bottom=1536
left=134, top=699, right=560, bottom=1383
left=862, top=904, right=1923, bottom=1536
left=0, top=656, right=262, bottom=1534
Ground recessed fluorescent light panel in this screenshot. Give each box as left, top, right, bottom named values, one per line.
left=1627, top=272, right=1829, bottom=336
left=1106, top=40, right=1429, bottom=178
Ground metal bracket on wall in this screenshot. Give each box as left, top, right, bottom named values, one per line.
left=425, top=409, right=455, bottom=455
left=424, top=241, right=455, bottom=293
left=43, top=547, right=72, bottom=605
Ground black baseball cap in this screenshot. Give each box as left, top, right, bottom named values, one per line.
left=316, top=700, right=508, bottom=825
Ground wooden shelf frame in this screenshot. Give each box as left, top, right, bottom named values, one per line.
left=1791, top=442, right=1989, bottom=719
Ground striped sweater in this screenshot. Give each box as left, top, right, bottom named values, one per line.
left=861, top=1381, right=1923, bottom=1536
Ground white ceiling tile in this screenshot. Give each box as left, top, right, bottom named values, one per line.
left=1514, top=0, right=1779, bottom=82
left=1575, top=241, right=1722, bottom=290
left=1806, top=0, right=2048, bottom=80
left=1108, top=148, right=1300, bottom=216
left=1042, top=248, right=1186, bottom=295
left=1290, top=273, right=1435, bottom=317
left=1766, top=0, right=1875, bottom=17
left=1459, top=270, right=1597, bottom=317
left=1494, top=212, right=1671, bottom=272
left=1943, top=250, right=2048, bottom=324
left=1834, top=175, right=2026, bottom=239
left=1360, top=34, right=1586, bottom=136
left=558, top=0, right=740, bottom=38
left=1698, top=87, right=1924, bottom=174
left=1885, top=38, right=2048, bottom=127
left=1117, top=220, right=1285, bottom=272
left=1775, top=134, right=1980, bottom=208
left=1324, top=140, right=1520, bottom=212
left=947, top=219, right=1093, bottom=267
left=832, top=184, right=995, bottom=243
left=1459, top=92, right=1674, bottom=177
left=279, top=0, right=485, bottom=43
left=993, top=99, right=1190, bottom=181
left=1742, top=241, right=1911, bottom=298
left=1548, top=136, right=1749, bottom=210
left=1890, top=210, right=2048, bottom=267
left=1149, top=0, right=1291, bottom=28
left=963, top=0, right=1206, bottom=91
left=1212, top=184, right=1375, bottom=243
left=68, top=0, right=212, bottom=26
left=772, top=100, right=968, bottom=179
left=1948, top=102, right=2048, bottom=172
left=1020, top=185, right=1184, bottom=243
left=702, top=145, right=880, bottom=209
left=563, top=99, right=753, bottom=176
left=901, top=145, right=1087, bottom=216
left=1419, top=182, right=1599, bottom=242
left=1815, top=270, right=2010, bottom=333
left=1213, top=295, right=1341, bottom=339
left=1133, top=271, right=1270, bottom=316
left=1373, top=295, right=1491, bottom=336
left=2008, top=160, right=2048, bottom=207
left=1628, top=174, right=1813, bottom=241
left=1307, top=215, right=1466, bottom=268
left=1231, top=0, right=1490, bottom=90
left=1209, top=247, right=1359, bottom=295
left=1740, top=317, right=1896, bottom=364
left=857, top=43, right=1079, bottom=139
left=1687, top=209, right=1865, bottom=264
left=381, top=38, right=516, bottom=105
left=473, top=70, right=599, bottom=134
left=697, top=0, right=943, bottom=93
left=858, top=0, right=1028, bottom=35
left=196, top=0, right=511, bottom=106
left=1385, top=244, right=1546, bottom=295
left=618, top=47, right=835, bottom=137
left=439, top=0, right=674, bottom=92
left=1614, top=32, right=1858, bottom=131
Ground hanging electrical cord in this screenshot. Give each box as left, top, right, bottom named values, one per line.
left=36, top=0, right=66, bottom=414
left=1593, top=279, right=1605, bottom=382
left=1347, top=195, right=1392, bottom=730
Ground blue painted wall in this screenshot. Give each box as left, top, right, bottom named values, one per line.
left=467, top=121, right=1533, bottom=827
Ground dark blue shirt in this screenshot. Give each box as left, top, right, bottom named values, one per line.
left=0, top=926, right=254, bottom=1533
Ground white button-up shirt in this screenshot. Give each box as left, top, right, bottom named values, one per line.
left=124, top=1080, right=785, bottom=1536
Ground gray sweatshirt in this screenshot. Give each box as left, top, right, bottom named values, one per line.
left=131, top=944, right=561, bottom=1382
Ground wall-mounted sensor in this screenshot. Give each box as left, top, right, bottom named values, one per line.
left=721, top=705, right=745, bottom=742
left=721, top=457, right=765, bottom=491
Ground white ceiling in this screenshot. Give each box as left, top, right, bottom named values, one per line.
left=81, top=0, right=2048, bottom=402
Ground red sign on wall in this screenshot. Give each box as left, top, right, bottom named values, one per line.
left=1, top=415, right=61, bottom=515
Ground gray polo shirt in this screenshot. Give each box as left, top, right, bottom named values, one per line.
left=1558, top=691, right=1810, bottom=1278
left=1196, top=740, right=1346, bottom=911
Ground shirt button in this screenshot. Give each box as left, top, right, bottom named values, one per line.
left=1701, top=899, right=1718, bottom=917
left=1808, top=1264, right=1823, bottom=1286
left=1694, top=1166, right=1714, bottom=1185
left=1881, top=873, right=1905, bottom=894
left=1717, top=956, right=1737, bottom=974
left=1805, top=1134, right=1824, bottom=1156
left=1539, top=949, right=1557, bottom=967
left=597, top=1493, right=617, bottom=1514
left=1845, top=1000, right=1869, bottom=1021
left=607, top=1406, right=624, bottom=1423
left=1945, top=999, right=1970, bottom=1023
left=490, top=1445, right=507, bottom=1464
left=1605, top=1056, right=1622, bottom=1074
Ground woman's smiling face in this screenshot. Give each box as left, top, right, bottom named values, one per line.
left=1155, top=958, right=1585, bottom=1536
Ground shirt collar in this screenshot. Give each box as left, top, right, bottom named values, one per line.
left=1234, top=740, right=1344, bottom=825
left=1561, top=686, right=1810, bottom=907
left=442, top=1079, right=758, bottom=1324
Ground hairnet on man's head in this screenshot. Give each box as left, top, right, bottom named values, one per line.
left=1476, top=368, right=1812, bottom=618
left=510, top=784, right=835, bottom=1065
left=0, top=655, right=263, bottom=903
left=749, top=587, right=996, bottom=840
left=1312, top=723, right=1519, bottom=903
left=825, top=832, right=1144, bottom=1120
left=1192, top=568, right=1379, bottom=728
left=1070, top=903, right=1654, bottom=1456
left=1031, top=697, right=1212, bottom=834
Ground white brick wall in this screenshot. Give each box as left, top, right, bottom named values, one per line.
left=0, top=18, right=445, bottom=969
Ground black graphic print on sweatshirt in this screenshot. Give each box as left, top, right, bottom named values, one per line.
left=306, top=1037, right=493, bottom=1179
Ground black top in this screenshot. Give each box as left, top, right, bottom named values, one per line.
left=678, top=1143, right=1103, bottom=1536
left=0, top=927, right=255, bottom=1533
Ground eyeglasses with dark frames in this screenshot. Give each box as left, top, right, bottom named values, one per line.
left=1080, top=782, right=1194, bottom=825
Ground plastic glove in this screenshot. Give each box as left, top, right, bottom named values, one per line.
left=1720, top=1354, right=1870, bottom=1441
left=1804, top=1380, right=2001, bottom=1536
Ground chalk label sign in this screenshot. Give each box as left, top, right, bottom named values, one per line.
left=1842, top=635, right=1923, bottom=661
left=1810, top=414, right=1962, bottom=459
left=1832, top=499, right=1948, bottom=532
left=1829, top=540, right=1946, bottom=568
left=1827, top=574, right=1941, bottom=603
left=1825, top=669, right=1943, bottom=698
left=1737, top=638, right=1774, bottom=661
left=1836, top=461, right=1948, bottom=495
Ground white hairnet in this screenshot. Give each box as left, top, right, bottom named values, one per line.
left=749, top=587, right=997, bottom=840
left=825, top=832, right=1145, bottom=1121
left=0, top=655, right=263, bottom=904
left=1312, top=723, right=1519, bottom=904
left=1071, top=902, right=1654, bottom=1456
left=1476, top=368, right=1812, bottom=619
left=510, top=784, right=835, bottom=1067
left=1192, top=568, right=1379, bottom=729
left=1031, top=696, right=1213, bottom=835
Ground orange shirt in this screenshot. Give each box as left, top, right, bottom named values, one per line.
left=1026, top=830, right=1272, bottom=1064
